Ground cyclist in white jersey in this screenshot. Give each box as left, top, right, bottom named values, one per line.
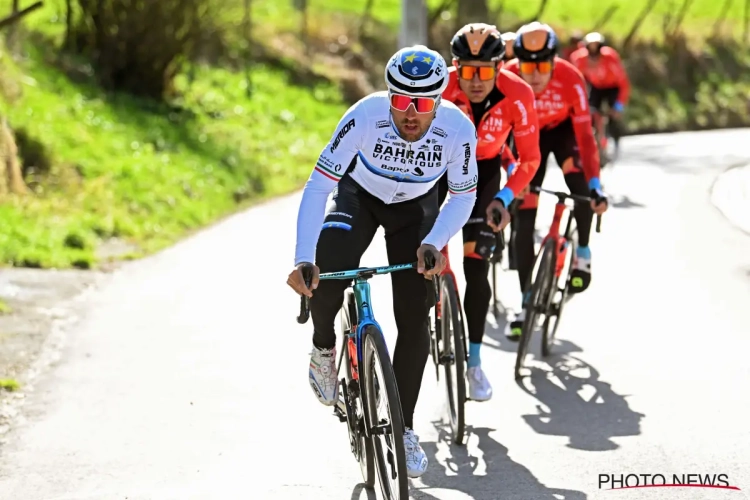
left=287, top=45, right=511, bottom=478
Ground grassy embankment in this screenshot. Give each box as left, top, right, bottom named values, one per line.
left=0, top=2, right=347, bottom=269
left=1, top=0, right=749, bottom=269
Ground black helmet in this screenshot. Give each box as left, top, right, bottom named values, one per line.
left=513, top=22, right=559, bottom=62
left=450, top=23, right=506, bottom=62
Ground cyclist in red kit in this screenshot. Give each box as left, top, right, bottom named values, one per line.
left=503, top=22, right=608, bottom=340
left=437, top=22, right=541, bottom=401
left=570, top=32, right=630, bottom=154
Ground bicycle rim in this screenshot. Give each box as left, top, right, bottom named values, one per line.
left=440, top=274, right=466, bottom=445
left=363, top=327, right=409, bottom=499
left=515, top=240, right=556, bottom=380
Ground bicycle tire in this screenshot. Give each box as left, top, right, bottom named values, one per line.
left=541, top=236, right=576, bottom=357
left=491, top=261, right=502, bottom=321
left=362, top=326, right=409, bottom=499
left=430, top=294, right=441, bottom=383
left=514, top=238, right=557, bottom=381
left=338, top=290, right=375, bottom=488
left=439, top=273, right=466, bottom=445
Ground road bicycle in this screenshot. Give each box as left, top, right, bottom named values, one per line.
left=297, top=258, right=435, bottom=499
left=513, top=186, right=603, bottom=380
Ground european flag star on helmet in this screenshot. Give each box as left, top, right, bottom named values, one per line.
left=401, top=51, right=433, bottom=77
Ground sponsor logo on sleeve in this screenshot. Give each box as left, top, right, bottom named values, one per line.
left=330, top=118, right=356, bottom=153
left=461, top=142, right=471, bottom=175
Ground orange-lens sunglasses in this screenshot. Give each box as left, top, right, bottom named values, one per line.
left=458, top=65, right=497, bottom=81
left=519, top=61, right=553, bottom=74
left=389, top=93, right=438, bottom=113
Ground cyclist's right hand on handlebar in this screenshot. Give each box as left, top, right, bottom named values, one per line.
left=486, top=199, right=511, bottom=232
left=589, top=188, right=608, bottom=216
left=287, top=262, right=320, bottom=298
left=417, top=244, right=446, bottom=279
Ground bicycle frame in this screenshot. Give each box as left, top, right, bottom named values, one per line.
left=536, top=187, right=602, bottom=279
left=297, top=262, right=418, bottom=438
left=542, top=200, right=576, bottom=279
left=319, top=263, right=415, bottom=371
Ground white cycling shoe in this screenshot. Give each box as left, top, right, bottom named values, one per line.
left=404, top=428, right=428, bottom=478
left=467, top=366, right=493, bottom=401
left=309, top=344, right=338, bottom=406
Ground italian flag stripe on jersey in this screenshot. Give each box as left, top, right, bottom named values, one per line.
left=315, top=162, right=343, bottom=181
left=449, top=182, right=478, bottom=194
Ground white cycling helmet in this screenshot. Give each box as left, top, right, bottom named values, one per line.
left=584, top=32, right=605, bottom=45
left=384, top=45, right=449, bottom=97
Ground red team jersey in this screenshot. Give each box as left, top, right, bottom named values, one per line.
left=504, top=57, right=600, bottom=182
left=570, top=46, right=631, bottom=105
left=442, top=66, right=541, bottom=195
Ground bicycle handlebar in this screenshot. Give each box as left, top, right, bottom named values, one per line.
left=533, top=186, right=604, bottom=233
left=296, top=256, right=439, bottom=325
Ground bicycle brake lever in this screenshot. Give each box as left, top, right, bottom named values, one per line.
left=296, top=266, right=313, bottom=324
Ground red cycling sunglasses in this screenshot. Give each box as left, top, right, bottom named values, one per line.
left=389, top=92, right=439, bottom=113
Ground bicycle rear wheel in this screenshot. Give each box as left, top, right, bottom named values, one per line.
left=515, top=239, right=557, bottom=380
left=438, top=274, right=466, bottom=445
left=362, top=326, right=409, bottom=499
left=541, top=235, right=576, bottom=357
left=338, top=290, right=375, bottom=488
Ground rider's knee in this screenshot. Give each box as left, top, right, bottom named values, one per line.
left=561, top=157, right=583, bottom=175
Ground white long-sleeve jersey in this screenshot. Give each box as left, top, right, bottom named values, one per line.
left=294, top=91, right=478, bottom=266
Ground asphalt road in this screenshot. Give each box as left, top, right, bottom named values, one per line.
left=1, top=129, right=749, bottom=500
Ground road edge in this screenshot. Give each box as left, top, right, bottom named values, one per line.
left=710, top=162, right=750, bottom=237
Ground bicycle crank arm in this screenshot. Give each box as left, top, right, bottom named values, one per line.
left=333, top=401, right=348, bottom=423
left=370, top=423, right=393, bottom=435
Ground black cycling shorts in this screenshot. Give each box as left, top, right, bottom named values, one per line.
left=589, top=86, right=619, bottom=112
left=437, top=156, right=500, bottom=260
left=538, top=118, right=583, bottom=177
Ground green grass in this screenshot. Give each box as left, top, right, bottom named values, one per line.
left=0, top=378, right=20, bottom=391
left=0, top=0, right=747, bottom=270
left=0, top=42, right=345, bottom=268
left=0, top=299, right=10, bottom=314
left=247, top=0, right=746, bottom=40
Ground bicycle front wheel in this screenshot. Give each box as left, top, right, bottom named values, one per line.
left=338, top=290, right=375, bottom=488
left=542, top=236, right=576, bottom=357
left=439, top=274, right=466, bottom=445
left=515, top=238, right=557, bottom=380
left=362, top=326, right=409, bottom=499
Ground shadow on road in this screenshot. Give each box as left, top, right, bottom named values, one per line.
left=517, top=353, right=645, bottom=452
left=610, top=194, right=646, bottom=209
left=484, top=298, right=645, bottom=452
left=410, top=420, right=588, bottom=499
left=350, top=483, right=376, bottom=499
